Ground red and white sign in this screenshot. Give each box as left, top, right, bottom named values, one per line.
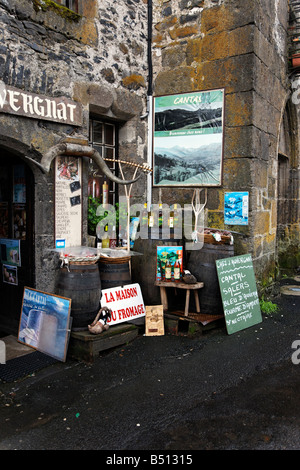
left=101, top=283, right=145, bottom=326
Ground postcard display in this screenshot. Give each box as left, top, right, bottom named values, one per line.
left=0, top=238, right=21, bottom=286
left=0, top=164, right=26, bottom=286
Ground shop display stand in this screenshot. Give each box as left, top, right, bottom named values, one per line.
left=68, top=323, right=139, bottom=362
left=154, top=280, right=224, bottom=336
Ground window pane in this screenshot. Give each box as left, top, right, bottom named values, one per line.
left=104, top=124, right=114, bottom=145
left=93, top=123, right=103, bottom=144
left=89, top=119, right=117, bottom=207
left=93, top=145, right=103, bottom=157
left=103, top=147, right=115, bottom=170
left=104, top=147, right=114, bottom=159
left=54, top=0, right=78, bottom=12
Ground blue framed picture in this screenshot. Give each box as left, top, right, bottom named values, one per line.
left=224, top=192, right=249, bottom=225
left=18, top=287, right=72, bottom=362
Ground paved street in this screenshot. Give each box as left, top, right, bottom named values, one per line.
left=0, top=285, right=299, bottom=455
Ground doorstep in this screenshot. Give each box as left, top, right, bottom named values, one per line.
left=1, top=335, right=34, bottom=361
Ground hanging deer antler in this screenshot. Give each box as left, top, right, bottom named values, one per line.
left=191, top=188, right=207, bottom=243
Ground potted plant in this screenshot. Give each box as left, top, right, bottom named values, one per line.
left=88, top=195, right=119, bottom=237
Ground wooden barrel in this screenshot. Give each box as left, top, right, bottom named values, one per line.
left=56, top=263, right=101, bottom=330
left=187, top=243, right=234, bottom=315
left=98, top=256, right=131, bottom=291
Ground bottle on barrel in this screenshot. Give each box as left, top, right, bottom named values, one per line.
left=109, top=225, right=117, bottom=248
left=102, top=224, right=110, bottom=248
left=95, top=233, right=102, bottom=252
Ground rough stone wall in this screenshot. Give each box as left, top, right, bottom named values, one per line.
left=152, top=0, right=293, bottom=284
left=0, top=0, right=148, bottom=94
left=277, top=7, right=300, bottom=274
left=0, top=0, right=149, bottom=292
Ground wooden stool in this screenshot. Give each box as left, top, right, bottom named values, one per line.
left=155, top=280, right=204, bottom=316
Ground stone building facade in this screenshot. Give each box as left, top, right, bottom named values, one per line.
left=0, top=0, right=299, bottom=334
left=151, top=0, right=299, bottom=286
left=0, top=0, right=149, bottom=333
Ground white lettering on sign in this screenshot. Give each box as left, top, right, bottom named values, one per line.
left=55, top=157, right=82, bottom=247
left=0, top=81, right=82, bottom=126
left=101, top=283, right=145, bottom=326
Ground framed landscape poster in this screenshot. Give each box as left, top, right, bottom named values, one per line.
left=153, top=88, right=224, bottom=187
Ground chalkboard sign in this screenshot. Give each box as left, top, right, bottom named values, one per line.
left=216, top=254, right=262, bottom=334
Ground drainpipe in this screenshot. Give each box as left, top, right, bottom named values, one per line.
left=146, top=0, right=153, bottom=211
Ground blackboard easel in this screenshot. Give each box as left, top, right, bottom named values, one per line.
left=216, top=254, right=262, bottom=334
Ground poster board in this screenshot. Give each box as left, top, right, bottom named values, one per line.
left=153, top=88, right=224, bottom=187
left=101, top=283, right=145, bottom=326
left=224, top=192, right=249, bottom=225
left=18, top=287, right=72, bottom=362
left=55, top=156, right=82, bottom=247
left=145, top=305, right=164, bottom=336
left=156, top=246, right=183, bottom=281
left=216, top=254, right=262, bottom=335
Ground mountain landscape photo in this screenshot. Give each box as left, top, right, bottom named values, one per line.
left=154, top=141, right=222, bottom=186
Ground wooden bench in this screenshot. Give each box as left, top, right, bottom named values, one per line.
left=155, top=280, right=204, bottom=316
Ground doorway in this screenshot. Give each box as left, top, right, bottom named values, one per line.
left=0, top=152, right=34, bottom=334
left=276, top=101, right=300, bottom=274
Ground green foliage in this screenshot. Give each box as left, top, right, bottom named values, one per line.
left=32, top=0, right=81, bottom=21
left=88, top=196, right=100, bottom=235
left=88, top=196, right=119, bottom=236
left=259, top=297, right=279, bottom=315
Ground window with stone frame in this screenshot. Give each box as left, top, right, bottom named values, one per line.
left=54, top=0, right=78, bottom=13
left=88, top=119, right=118, bottom=207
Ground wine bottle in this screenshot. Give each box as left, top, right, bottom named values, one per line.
left=174, top=260, right=181, bottom=282
left=102, top=224, right=110, bottom=248
left=148, top=205, right=154, bottom=228
left=95, top=234, right=102, bottom=252
left=102, top=180, right=108, bottom=208
left=109, top=225, right=117, bottom=248
left=169, top=205, right=174, bottom=228
left=165, top=259, right=172, bottom=281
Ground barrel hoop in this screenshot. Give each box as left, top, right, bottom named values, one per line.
left=100, top=271, right=131, bottom=279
